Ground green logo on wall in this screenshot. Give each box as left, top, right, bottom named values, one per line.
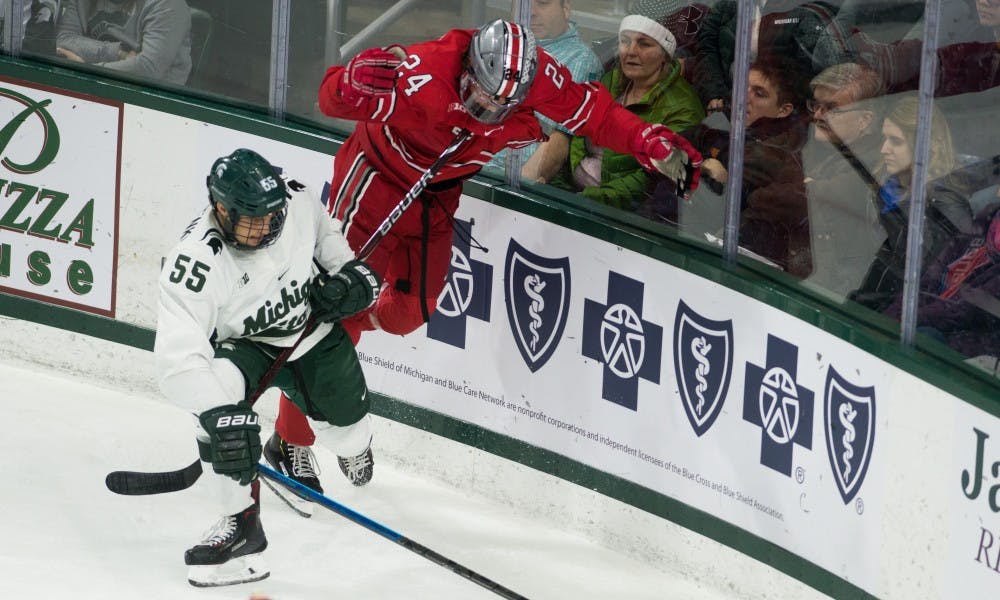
left=0, top=87, right=60, bottom=174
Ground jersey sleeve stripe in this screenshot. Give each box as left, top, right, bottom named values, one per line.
left=384, top=127, right=425, bottom=173
left=331, top=153, right=374, bottom=228
left=560, top=88, right=595, bottom=134
left=383, top=127, right=488, bottom=173
left=338, top=165, right=378, bottom=238
left=371, top=90, right=397, bottom=122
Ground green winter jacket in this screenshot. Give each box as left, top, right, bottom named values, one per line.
left=567, top=60, right=705, bottom=209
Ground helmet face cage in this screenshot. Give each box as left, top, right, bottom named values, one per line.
left=221, top=206, right=287, bottom=251
left=463, top=19, right=537, bottom=124
left=460, top=71, right=516, bottom=124
left=207, top=149, right=288, bottom=251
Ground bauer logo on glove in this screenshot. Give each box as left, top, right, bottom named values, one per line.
left=198, top=403, right=262, bottom=486
left=213, top=413, right=259, bottom=428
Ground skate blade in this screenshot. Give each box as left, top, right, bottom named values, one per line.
left=261, top=475, right=314, bottom=518
left=188, top=553, right=269, bottom=587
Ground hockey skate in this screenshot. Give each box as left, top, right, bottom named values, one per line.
left=262, top=431, right=321, bottom=517
left=338, top=446, right=373, bottom=486
left=185, top=503, right=269, bottom=587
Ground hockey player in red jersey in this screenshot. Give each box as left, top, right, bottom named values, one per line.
left=263, top=19, right=703, bottom=497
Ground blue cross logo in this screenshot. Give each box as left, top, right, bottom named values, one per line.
left=743, top=335, right=814, bottom=476
left=426, top=219, right=492, bottom=347
left=582, top=272, right=662, bottom=411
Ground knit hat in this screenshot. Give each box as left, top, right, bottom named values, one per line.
left=619, top=14, right=677, bottom=57
left=629, top=0, right=708, bottom=54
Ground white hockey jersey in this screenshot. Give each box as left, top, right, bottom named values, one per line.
left=154, top=179, right=355, bottom=414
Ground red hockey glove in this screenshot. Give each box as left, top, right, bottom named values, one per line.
left=339, top=46, right=404, bottom=105
left=633, top=124, right=703, bottom=200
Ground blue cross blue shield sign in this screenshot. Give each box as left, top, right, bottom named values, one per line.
left=504, top=239, right=571, bottom=372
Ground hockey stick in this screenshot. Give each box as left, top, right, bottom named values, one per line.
left=258, top=463, right=529, bottom=600
left=106, top=129, right=473, bottom=496
left=105, top=458, right=203, bottom=496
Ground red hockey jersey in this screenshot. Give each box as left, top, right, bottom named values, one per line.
left=318, top=28, right=649, bottom=189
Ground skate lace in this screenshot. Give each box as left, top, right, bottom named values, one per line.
left=289, top=444, right=320, bottom=479
left=199, top=515, right=237, bottom=547
left=342, top=450, right=371, bottom=477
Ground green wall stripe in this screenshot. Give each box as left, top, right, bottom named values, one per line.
left=0, top=292, right=154, bottom=350
left=370, top=392, right=874, bottom=600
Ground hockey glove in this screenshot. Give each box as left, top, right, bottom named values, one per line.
left=633, top=124, right=703, bottom=200
left=311, top=259, right=382, bottom=323
left=340, top=45, right=405, bottom=105
left=198, top=404, right=261, bottom=486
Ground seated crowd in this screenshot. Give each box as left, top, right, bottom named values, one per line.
left=6, top=0, right=194, bottom=85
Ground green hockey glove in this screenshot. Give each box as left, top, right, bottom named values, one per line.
left=198, top=404, right=262, bottom=486
left=310, top=259, right=382, bottom=323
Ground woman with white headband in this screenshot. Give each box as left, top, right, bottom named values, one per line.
left=550, top=13, right=704, bottom=211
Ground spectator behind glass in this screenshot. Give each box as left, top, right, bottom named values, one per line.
left=683, top=55, right=812, bottom=275
left=56, top=0, right=191, bottom=86
left=801, top=62, right=888, bottom=295
left=936, top=0, right=1000, bottom=96
left=977, top=0, right=1000, bottom=39
left=851, top=94, right=975, bottom=311
left=885, top=192, right=1000, bottom=365
left=548, top=14, right=704, bottom=211
left=487, top=0, right=603, bottom=183
left=692, top=0, right=840, bottom=114
left=626, top=0, right=716, bottom=82
left=812, top=0, right=1000, bottom=97
left=0, top=1, right=61, bottom=55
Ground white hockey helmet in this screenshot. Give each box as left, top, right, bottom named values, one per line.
left=461, top=19, right=538, bottom=124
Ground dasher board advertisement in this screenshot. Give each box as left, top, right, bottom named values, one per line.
left=0, top=77, right=122, bottom=316
left=357, top=195, right=999, bottom=598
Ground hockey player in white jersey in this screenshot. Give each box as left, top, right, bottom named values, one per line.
left=154, top=148, right=381, bottom=587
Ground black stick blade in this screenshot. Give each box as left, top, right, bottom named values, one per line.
left=105, top=460, right=203, bottom=495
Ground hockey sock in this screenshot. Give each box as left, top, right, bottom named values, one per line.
left=275, top=394, right=316, bottom=446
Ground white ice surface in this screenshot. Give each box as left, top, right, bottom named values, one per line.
left=0, top=360, right=762, bottom=600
